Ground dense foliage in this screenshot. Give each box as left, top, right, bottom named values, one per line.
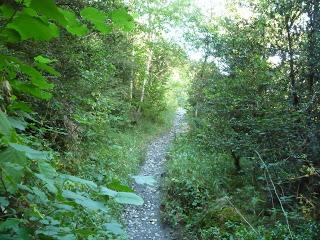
left=163, top=0, right=320, bottom=239
left=2, top=0, right=320, bottom=239
left=0, top=0, right=187, bottom=239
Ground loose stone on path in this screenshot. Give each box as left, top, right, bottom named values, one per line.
left=124, top=108, right=187, bottom=240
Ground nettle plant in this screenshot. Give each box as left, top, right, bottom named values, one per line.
left=0, top=0, right=142, bottom=239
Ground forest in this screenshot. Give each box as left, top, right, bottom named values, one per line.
left=0, top=0, right=319, bottom=239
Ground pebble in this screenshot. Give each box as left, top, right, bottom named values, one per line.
left=123, top=108, right=187, bottom=240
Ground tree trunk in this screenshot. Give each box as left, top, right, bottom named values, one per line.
left=140, top=48, right=153, bottom=104
left=285, top=20, right=299, bottom=107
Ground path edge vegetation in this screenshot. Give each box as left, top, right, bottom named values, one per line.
left=162, top=0, right=320, bottom=239
left=0, top=0, right=181, bottom=239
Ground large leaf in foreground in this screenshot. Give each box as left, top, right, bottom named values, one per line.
left=62, top=190, right=108, bottom=212
left=114, top=192, right=143, bottom=205
left=132, top=175, right=156, bottom=186
left=80, top=7, right=111, bottom=34
left=0, top=110, right=13, bottom=137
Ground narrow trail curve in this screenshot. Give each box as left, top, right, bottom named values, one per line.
left=124, top=108, right=187, bottom=240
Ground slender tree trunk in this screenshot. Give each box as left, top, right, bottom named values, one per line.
left=130, top=49, right=135, bottom=100
left=140, top=48, right=153, bottom=104
left=286, top=20, right=299, bottom=106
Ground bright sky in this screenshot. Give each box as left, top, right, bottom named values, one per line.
left=194, top=0, right=227, bottom=17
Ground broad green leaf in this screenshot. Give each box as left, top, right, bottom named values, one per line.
left=8, top=101, right=33, bottom=113
left=11, top=80, right=52, bottom=100
left=0, top=197, right=9, bottom=208
left=0, top=110, right=13, bottom=137
left=34, top=55, right=56, bottom=64
left=103, top=221, right=125, bottom=235
left=0, top=4, right=15, bottom=19
left=30, top=0, right=66, bottom=25
left=36, top=226, right=75, bottom=239
left=9, top=143, right=51, bottom=161
left=60, top=9, right=88, bottom=36
left=114, top=192, right=144, bottom=205
left=107, top=180, right=134, bottom=192
left=38, top=161, right=57, bottom=177
left=62, top=190, right=108, bottom=212
left=0, top=218, right=31, bottom=239
left=60, top=174, right=97, bottom=189
left=35, top=63, right=61, bottom=77
left=132, top=175, right=156, bottom=186
left=35, top=173, right=57, bottom=194
left=19, top=64, right=54, bottom=90
left=0, top=146, right=27, bottom=166
left=1, top=162, right=24, bottom=194
left=31, top=186, right=49, bottom=203
left=100, top=186, right=117, bottom=197
left=80, top=7, right=111, bottom=34
left=0, top=29, right=21, bottom=43
left=7, top=117, right=28, bottom=131
left=110, top=8, right=134, bottom=31
left=7, top=12, right=59, bottom=41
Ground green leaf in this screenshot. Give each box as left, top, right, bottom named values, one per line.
left=11, top=80, right=52, bottom=100
left=34, top=55, right=56, bottom=64
left=38, top=161, right=57, bottom=177
left=1, top=162, right=24, bottom=194
left=36, top=226, right=75, bottom=240
left=7, top=11, right=59, bottom=41
left=132, top=175, right=156, bottom=186
left=31, top=186, right=49, bottom=203
left=110, top=8, right=134, bottom=31
left=0, top=4, right=15, bottom=19
left=0, top=218, right=31, bottom=240
left=0, top=197, right=9, bottom=208
left=0, top=29, right=21, bottom=43
left=114, top=192, right=144, bottom=205
left=80, top=7, right=111, bottom=34
left=9, top=143, right=51, bottom=161
left=103, top=221, right=125, bottom=236
left=35, top=63, right=61, bottom=77
left=0, top=146, right=27, bottom=166
left=99, top=186, right=117, bottom=197
left=0, top=110, right=13, bottom=137
left=8, top=101, right=33, bottom=113
left=30, top=0, right=67, bottom=25
left=60, top=174, right=97, bottom=190
left=7, top=117, right=28, bottom=131
left=107, top=180, right=134, bottom=192
left=62, top=190, right=108, bottom=212
left=60, top=9, right=88, bottom=36
left=35, top=173, right=57, bottom=194
left=19, top=64, right=54, bottom=90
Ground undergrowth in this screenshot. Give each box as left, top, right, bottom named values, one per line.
left=162, top=133, right=320, bottom=240
left=69, top=106, right=176, bottom=218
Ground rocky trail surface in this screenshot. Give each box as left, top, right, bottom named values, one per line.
left=124, top=108, right=187, bottom=240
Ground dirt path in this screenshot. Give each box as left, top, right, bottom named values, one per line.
left=124, top=108, right=187, bottom=240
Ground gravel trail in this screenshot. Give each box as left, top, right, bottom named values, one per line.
left=124, top=108, right=187, bottom=240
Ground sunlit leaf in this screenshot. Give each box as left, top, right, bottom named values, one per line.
left=80, top=7, right=111, bottom=34
left=103, top=220, right=125, bottom=235
left=132, top=175, right=156, bottom=186
left=0, top=110, right=13, bottom=137
left=7, top=12, right=59, bottom=41
left=60, top=9, right=88, bottom=36
left=9, top=143, right=51, bottom=161
left=114, top=192, right=143, bottom=205
left=30, top=0, right=66, bottom=25
left=110, top=8, right=134, bottom=31
left=62, top=190, right=108, bottom=212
